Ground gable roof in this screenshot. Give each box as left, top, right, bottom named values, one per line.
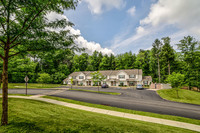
left=99, top=70, right=113, bottom=76
left=68, top=69, right=143, bottom=77
left=124, top=69, right=142, bottom=75
left=142, top=76, right=152, bottom=81
left=69, top=72, right=82, bottom=77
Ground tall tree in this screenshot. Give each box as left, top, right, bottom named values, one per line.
left=90, top=51, right=99, bottom=71
left=160, top=37, right=175, bottom=75
left=151, top=39, right=163, bottom=83
left=115, top=54, right=124, bottom=70
left=109, top=54, right=116, bottom=70
left=135, top=50, right=150, bottom=75
left=177, top=36, right=200, bottom=89
left=0, top=0, right=78, bottom=125
left=99, top=54, right=110, bottom=70
left=124, top=51, right=134, bottom=69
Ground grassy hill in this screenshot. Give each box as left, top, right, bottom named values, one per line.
left=157, top=89, right=200, bottom=105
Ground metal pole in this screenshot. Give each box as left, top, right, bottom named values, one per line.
left=26, top=82, right=27, bottom=95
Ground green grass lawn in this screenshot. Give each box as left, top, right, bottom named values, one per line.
left=0, top=98, right=197, bottom=133
left=5, top=83, right=62, bottom=89
left=69, top=88, right=121, bottom=95
left=43, top=96, right=200, bottom=126
left=157, top=89, right=200, bottom=105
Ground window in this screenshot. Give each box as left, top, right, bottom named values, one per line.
left=118, top=75, right=125, bottom=79
left=144, top=81, right=148, bottom=85
left=79, top=76, right=84, bottom=79
left=72, top=76, right=76, bottom=79
left=129, top=75, right=135, bottom=78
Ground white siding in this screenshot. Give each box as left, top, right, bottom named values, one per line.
left=65, top=70, right=150, bottom=87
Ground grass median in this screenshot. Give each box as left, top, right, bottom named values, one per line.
left=43, top=96, right=200, bottom=126
left=5, top=83, right=62, bottom=89
left=69, top=88, right=121, bottom=95
left=0, top=98, right=196, bottom=133
left=157, top=89, right=200, bottom=105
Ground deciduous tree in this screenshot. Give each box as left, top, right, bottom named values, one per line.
left=91, top=71, right=106, bottom=92
left=166, top=72, right=185, bottom=98
left=0, top=0, right=78, bottom=125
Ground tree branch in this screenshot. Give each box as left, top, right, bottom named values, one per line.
left=0, top=38, right=6, bottom=45
left=0, top=21, right=6, bottom=33
left=0, top=44, right=4, bottom=49
left=0, top=54, right=4, bottom=60
left=22, top=12, right=34, bottom=29
left=10, top=4, right=48, bottom=45
left=0, top=0, right=6, bottom=10
left=8, top=48, right=43, bottom=58
left=9, top=42, right=20, bottom=49
left=8, top=51, right=20, bottom=58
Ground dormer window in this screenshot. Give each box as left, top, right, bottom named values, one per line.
left=79, top=76, right=84, bottom=79
left=72, top=76, right=76, bottom=79
left=119, top=75, right=125, bottom=79
left=129, top=75, right=135, bottom=78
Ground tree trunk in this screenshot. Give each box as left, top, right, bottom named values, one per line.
left=1, top=50, right=9, bottom=126
left=0, top=74, right=2, bottom=89
left=168, top=61, right=170, bottom=75
left=176, top=89, right=179, bottom=98
left=157, top=57, right=161, bottom=83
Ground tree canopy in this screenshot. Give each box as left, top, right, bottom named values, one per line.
left=0, top=0, right=79, bottom=126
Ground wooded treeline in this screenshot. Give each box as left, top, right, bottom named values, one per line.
left=0, top=36, right=199, bottom=89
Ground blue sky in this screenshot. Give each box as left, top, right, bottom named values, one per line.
left=62, top=0, right=200, bottom=55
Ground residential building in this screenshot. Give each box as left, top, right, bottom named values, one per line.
left=63, top=69, right=152, bottom=86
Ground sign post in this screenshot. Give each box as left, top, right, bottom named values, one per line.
left=24, top=76, right=29, bottom=95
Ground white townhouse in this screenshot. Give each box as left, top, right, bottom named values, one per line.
left=63, top=69, right=152, bottom=87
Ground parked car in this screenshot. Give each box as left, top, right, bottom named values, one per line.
left=136, top=84, right=143, bottom=90
left=101, top=84, right=109, bottom=88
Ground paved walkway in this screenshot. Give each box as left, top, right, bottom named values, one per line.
left=7, top=95, right=200, bottom=132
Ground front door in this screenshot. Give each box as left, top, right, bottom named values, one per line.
left=87, top=81, right=91, bottom=86
left=111, top=81, right=116, bottom=86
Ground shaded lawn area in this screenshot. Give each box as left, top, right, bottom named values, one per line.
left=69, top=88, right=121, bottom=95
left=5, top=83, right=62, bottom=89
left=0, top=98, right=197, bottom=133
left=157, top=89, right=200, bottom=105
left=44, top=96, right=200, bottom=126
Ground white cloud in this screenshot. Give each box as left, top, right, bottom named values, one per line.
left=140, top=0, right=200, bottom=36
left=127, top=6, right=136, bottom=16
left=111, top=25, right=151, bottom=50
left=111, top=0, right=200, bottom=54
left=46, top=12, right=69, bottom=21
left=46, top=12, right=114, bottom=55
left=83, top=0, right=126, bottom=14
left=75, top=36, right=114, bottom=55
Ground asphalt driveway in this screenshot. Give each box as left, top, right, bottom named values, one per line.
left=2, top=87, right=200, bottom=120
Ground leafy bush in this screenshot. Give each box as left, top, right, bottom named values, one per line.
left=36, top=73, right=51, bottom=84
left=51, top=72, right=66, bottom=84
